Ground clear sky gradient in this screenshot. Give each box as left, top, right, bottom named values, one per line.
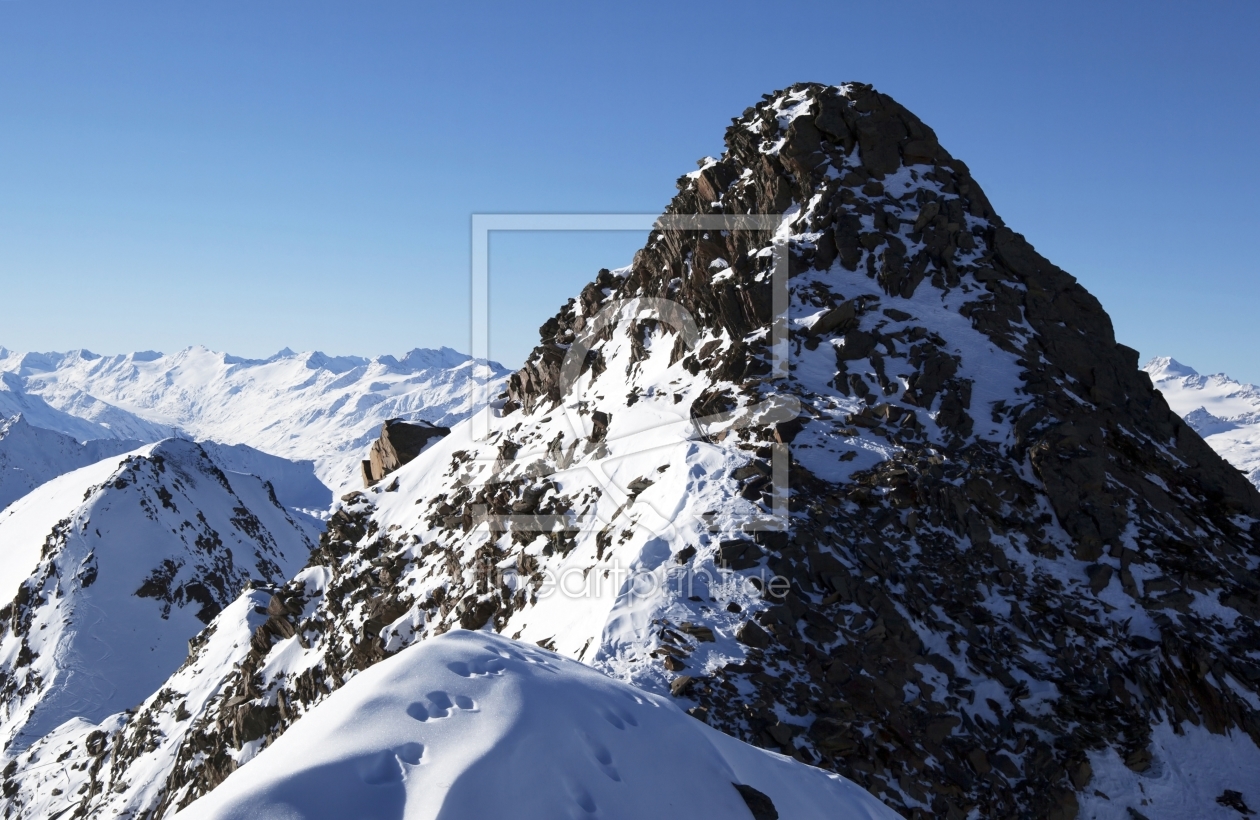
left=1, top=1, right=1257, bottom=378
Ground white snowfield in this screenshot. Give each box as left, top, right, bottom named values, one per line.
left=0, top=346, right=508, bottom=495
left=176, top=630, right=898, bottom=820
left=0, top=438, right=318, bottom=751
left=1145, top=357, right=1260, bottom=489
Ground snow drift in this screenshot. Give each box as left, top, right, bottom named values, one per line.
left=175, top=630, right=897, bottom=820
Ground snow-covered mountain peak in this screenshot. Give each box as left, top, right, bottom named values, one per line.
left=0, top=436, right=317, bottom=752
left=1145, top=356, right=1260, bottom=488
left=1144, top=356, right=1198, bottom=379
left=3, top=83, right=1259, bottom=819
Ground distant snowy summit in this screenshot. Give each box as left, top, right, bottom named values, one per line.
left=1145, top=357, right=1260, bottom=488
left=0, top=345, right=509, bottom=495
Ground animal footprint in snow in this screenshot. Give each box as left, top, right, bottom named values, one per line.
left=407, top=691, right=478, bottom=722
left=395, top=742, right=423, bottom=765
left=446, top=656, right=506, bottom=677
left=481, top=641, right=558, bottom=670
left=481, top=643, right=526, bottom=662
left=564, top=780, right=597, bottom=815
left=583, top=732, right=620, bottom=782
left=619, top=690, right=650, bottom=708
left=600, top=704, right=637, bottom=729
left=360, top=743, right=424, bottom=785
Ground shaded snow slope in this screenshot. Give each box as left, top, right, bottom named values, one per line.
left=0, top=415, right=142, bottom=511
left=0, top=438, right=317, bottom=751
left=175, top=630, right=897, bottom=820
left=4, top=590, right=272, bottom=820
left=198, top=441, right=331, bottom=514
left=1077, top=719, right=1260, bottom=820
left=0, top=346, right=509, bottom=495
left=1145, top=357, right=1260, bottom=489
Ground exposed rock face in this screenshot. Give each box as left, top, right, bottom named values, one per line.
left=7, top=83, right=1260, bottom=820
left=360, top=419, right=450, bottom=487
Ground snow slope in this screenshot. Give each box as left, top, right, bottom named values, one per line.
left=175, top=630, right=897, bottom=820
left=199, top=441, right=331, bottom=513
left=0, top=415, right=142, bottom=511
left=1145, top=357, right=1260, bottom=489
left=4, top=589, right=273, bottom=820
left=0, top=438, right=317, bottom=751
left=0, top=347, right=508, bottom=494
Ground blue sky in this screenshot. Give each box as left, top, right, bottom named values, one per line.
left=1, top=1, right=1257, bottom=378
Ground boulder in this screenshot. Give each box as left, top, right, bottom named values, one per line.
left=362, top=418, right=450, bottom=487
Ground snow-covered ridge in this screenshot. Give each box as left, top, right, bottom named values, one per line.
left=0, top=345, right=509, bottom=495
left=1145, top=357, right=1260, bottom=488
left=174, top=630, right=898, bottom=820
left=0, top=371, right=172, bottom=443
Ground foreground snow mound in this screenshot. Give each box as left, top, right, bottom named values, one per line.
left=1145, top=357, right=1260, bottom=489
left=0, top=346, right=509, bottom=494
left=0, top=414, right=142, bottom=511
left=0, top=438, right=317, bottom=750
left=177, top=630, right=897, bottom=820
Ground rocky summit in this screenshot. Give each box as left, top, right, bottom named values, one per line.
left=4, top=82, right=1259, bottom=820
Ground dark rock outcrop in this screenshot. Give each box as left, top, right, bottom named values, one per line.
left=360, top=418, right=449, bottom=487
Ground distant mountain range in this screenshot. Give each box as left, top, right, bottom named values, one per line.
left=0, top=346, right=508, bottom=494
left=1145, top=357, right=1260, bottom=489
